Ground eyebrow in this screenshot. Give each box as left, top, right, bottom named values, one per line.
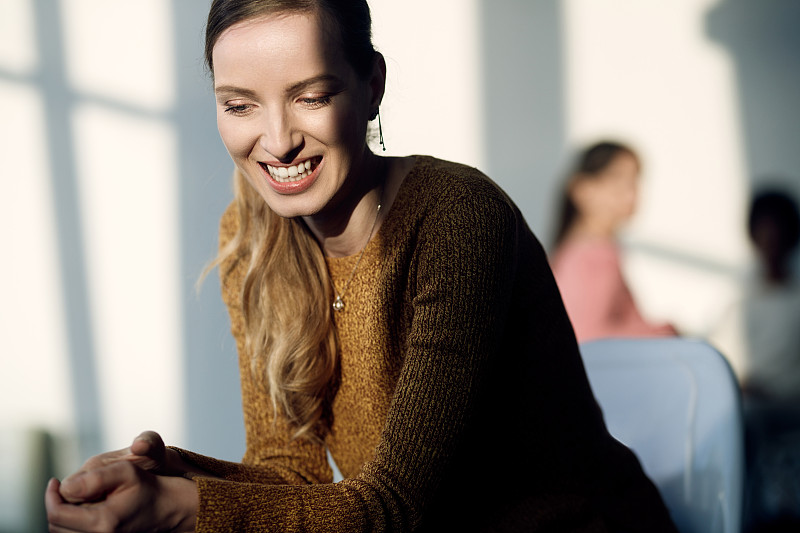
left=215, top=74, right=345, bottom=99
left=285, top=74, right=344, bottom=94
left=214, top=86, right=258, bottom=100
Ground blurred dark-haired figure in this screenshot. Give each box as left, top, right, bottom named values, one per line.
left=549, top=141, right=676, bottom=343
left=740, top=188, right=800, bottom=532
left=740, top=190, right=800, bottom=401
left=712, top=187, right=800, bottom=532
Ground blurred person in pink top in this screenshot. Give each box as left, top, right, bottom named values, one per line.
left=549, top=141, right=676, bottom=343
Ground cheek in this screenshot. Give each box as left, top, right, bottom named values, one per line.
left=217, top=116, right=252, bottom=159
left=315, top=101, right=368, bottom=151
left=309, top=107, right=362, bottom=146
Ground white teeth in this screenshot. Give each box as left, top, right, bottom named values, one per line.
left=265, top=159, right=316, bottom=183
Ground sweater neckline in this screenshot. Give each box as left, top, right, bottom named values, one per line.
left=326, top=155, right=428, bottom=265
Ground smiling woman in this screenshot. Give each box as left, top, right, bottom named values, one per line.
left=44, top=1, right=678, bottom=532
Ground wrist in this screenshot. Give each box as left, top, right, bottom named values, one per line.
left=167, top=447, right=215, bottom=480
left=165, top=447, right=188, bottom=476
left=160, top=475, right=198, bottom=532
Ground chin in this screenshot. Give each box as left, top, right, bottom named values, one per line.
left=263, top=195, right=325, bottom=220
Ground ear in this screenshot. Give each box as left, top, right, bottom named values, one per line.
left=367, top=52, right=387, bottom=117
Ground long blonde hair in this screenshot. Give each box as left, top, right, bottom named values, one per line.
left=204, top=0, right=377, bottom=441
left=211, top=170, right=338, bottom=441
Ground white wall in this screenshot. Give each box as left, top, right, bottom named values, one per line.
left=1, top=0, right=799, bottom=490
left=371, top=0, right=485, bottom=167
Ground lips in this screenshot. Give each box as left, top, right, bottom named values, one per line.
left=258, top=157, right=321, bottom=194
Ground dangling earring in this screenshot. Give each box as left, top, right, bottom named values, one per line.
left=377, top=109, right=386, bottom=151
left=371, top=108, right=386, bottom=152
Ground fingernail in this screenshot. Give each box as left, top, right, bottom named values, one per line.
left=60, top=474, right=83, bottom=497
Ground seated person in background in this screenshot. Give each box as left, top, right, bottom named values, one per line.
left=549, top=141, right=676, bottom=343
left=714, top=188, right=800, bottom=531
left=740, top=189, right=800, bottom=403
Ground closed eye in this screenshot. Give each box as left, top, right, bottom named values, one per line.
left=223, top=103, right=252, bottom=116
left=299, top=96, right=332, bottom=110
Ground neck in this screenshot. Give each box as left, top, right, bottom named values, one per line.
left=304, top=153, right=387, bottom=258
left=567, top=216, right=618, bottom=241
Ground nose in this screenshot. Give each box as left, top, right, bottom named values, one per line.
left=259, top=107, right=303, bottom=162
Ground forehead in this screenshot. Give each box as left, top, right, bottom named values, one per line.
left=212, top=12, right=348, bottom=84
left=606, top=151, right=639, bottom=173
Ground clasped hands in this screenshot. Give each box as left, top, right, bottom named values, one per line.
left=45, top=431, right=199, bottom=533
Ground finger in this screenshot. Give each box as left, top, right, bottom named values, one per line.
left=48, top=524, right=83, bottom=533
left=128, top=430, right=166, bottom=471
left=45, top=478, right=64, bottom=508
left=129, top=430, right=164, bottom=458
left=69, top=447, right=131, bottom=478
left=60, top=450, right=133, bottom=501
left=60, top=461, right=138, bottom=504
left=48, top=499, right=116, bottom=532
left=46, top=478, right=100, bottom=532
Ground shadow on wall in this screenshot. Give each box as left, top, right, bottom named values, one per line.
left=706, top=4, right=800, bottom=529
left=706, top=0, right=800, bottom=194
left=479, top=0, right=567, bottom=244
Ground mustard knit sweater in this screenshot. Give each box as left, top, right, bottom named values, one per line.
left=178, top=157, right=677, bottom=532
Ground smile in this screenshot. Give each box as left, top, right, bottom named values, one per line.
left=262, top=158, right=318, bottom=183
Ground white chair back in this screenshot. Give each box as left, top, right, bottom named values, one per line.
left=581, top=338, right=744, bottom=533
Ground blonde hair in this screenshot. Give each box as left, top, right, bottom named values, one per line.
left=210, top=170, right=338, bottom=441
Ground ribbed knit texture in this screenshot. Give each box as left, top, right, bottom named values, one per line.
left=178, top=157, right=678, bottom=532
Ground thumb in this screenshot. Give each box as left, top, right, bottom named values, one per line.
left=127, top=431, right=166, bottom=472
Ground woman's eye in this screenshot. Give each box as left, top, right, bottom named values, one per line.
left=299, top=96, right=332, bottom=109
left=223, top=103, right=251, bottom=116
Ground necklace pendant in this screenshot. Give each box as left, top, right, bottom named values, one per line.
left=332, top=295, right=345, bottom=312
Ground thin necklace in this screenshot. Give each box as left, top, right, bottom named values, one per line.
left=332, top=176, right=385, bottom=312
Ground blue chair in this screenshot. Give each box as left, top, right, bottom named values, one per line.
left=580, top=337, right=744, bottom=533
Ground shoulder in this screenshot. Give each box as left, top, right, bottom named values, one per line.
left=404, top=156, right=520, bottom=229
left=409, top=156, right=510, bottom=201
left=386, top=157, right=535, bottom=285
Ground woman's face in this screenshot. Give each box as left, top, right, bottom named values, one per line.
left=212, top=12, right=380, bottom=219
left=573, top=151, right=640, bottom=228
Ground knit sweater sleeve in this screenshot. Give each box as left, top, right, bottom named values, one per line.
left=191, top=180, right=520, bottom=531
